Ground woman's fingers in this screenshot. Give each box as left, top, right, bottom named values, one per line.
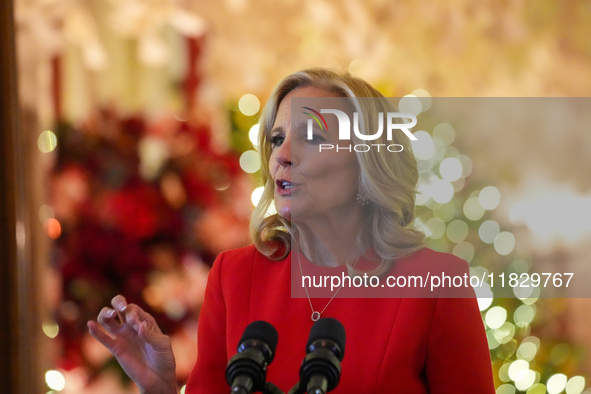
left=120, top=304, right=170, bottom=350
left=117, top=302, right=169, bottom=350
left=94, top=295, right=168, bottom=350
left=111, top=294, right=128, bottom=311
left=111, top=294, right=128, bottom=323
left=124, top=304, right=163, bottom=334
left=108, top=295, right=164, bottom=338
left=97, top=306, right=123, bottom=336
left=123, top=304, right=145, bottom=333
left=138, top=319, right=171, bottom=351
left=87, top=320, right=116, bottom=350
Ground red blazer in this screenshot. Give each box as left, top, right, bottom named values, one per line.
left=186, top=245, right=495, bottom=393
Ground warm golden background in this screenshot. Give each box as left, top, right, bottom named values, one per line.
left=14, top=1, right=591, bottom=393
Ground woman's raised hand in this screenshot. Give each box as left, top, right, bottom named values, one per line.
left=87, top=295, right=178, bottom=394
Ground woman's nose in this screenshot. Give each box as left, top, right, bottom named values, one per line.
left=275, top=134, right=294, bottom=167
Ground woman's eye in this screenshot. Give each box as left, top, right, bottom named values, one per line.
left=307, top=134, right=325, bottom=144
left=270, top=135, right=284, bottom=147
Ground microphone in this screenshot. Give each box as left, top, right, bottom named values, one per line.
left=300, top=318, right=346, bottom=394
left=226, top=320, right=279, bottom=394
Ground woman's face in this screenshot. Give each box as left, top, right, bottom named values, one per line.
left=269, top=86, right=361, bottom=223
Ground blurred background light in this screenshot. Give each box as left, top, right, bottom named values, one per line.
left=425, top=217, right=446, bottom=239
left=452, top=241, right=474, bottom=263
left=249, top=124, right=260, bottom=148
left=348, top=59, right=364, bottom=74
left=565, top=376, right=586, bottom=394
left=38, top=130, right=58, bottom=153
left=547, top=374, right=568, bottom=394
left=439, top=157, right=463, bottom=181
left=45, top=370, right=66, bottom=391
left=39, top=204, right=55, bottom=224
left=514, top=368, right=536, bottom=391
left=444, top=145, right=460, bottom=158
left=508, top=360, right=529, bottom=382
left=517, top=341, right=538, bottom=362
left=475, top=281, right=493, bottom=311
left=42, top=319, right=59, bottom=339
left=514, top=305, right=536, bottom=327
left=494, top=231, right=516, bottom=255
left=487, top=330, right=500, bottom=350
left=479, top=220, right=500, bottom=244
left=161, top=171, right=189, bottom=207
left=463, top=197, right=485, bottom=221
left=411, top=88, right=432, bottom=112
left=528, top=384, right=547, bottom=394
left=238, top=94, right=260, bottom=116
left=239, top=150, right=261, bottom=173
left=499, top=362, right=512, bottom=382
left=509, top=192, right=591, bottom=244
left=486, top=306, right=507, bottom=329
left=494, top=322, right=516, bottom=344
left=139, top=137, right=169, bottom=181
left=411, top=130, right=435, bottom=160
left=251, top=186, right=264, bottom=206
left=44, top=218, right=62, bottom=240
left=446, top=219, right=469, bottom=243
left=433, top=201, right=456, bottom=222
left=398, top=95, right=423, bottom=115
left=496, top=383, right=516, bottom=394
left=513, top=282, right=540, bottom=301
left=479, top=186, right=501, bottom=210
left=511, top=258, right=530, bottom=274
left=430, top=179, right=454, bottom=204
left=457, top=155, right=473, bottom=177
left=433, top=123, right=455, bottom=145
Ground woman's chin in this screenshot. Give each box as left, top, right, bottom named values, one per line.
left=277, top=206, right=291, bottom=220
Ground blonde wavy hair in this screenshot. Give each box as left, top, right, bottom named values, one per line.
left=250, top=68, right=425, bottom=275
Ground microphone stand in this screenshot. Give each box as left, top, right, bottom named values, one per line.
left=262, top=382, right=286, bottom=394
left=227, top=377, right=316, bottom=394
left=286, top=381, right=306, bottom=394
left=287, top=381, right=329, bottom=394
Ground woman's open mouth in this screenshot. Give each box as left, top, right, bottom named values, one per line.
left=276, top=179, right=296, bottom=194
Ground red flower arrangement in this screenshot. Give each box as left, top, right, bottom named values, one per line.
left=49, top=108, right=251, bottom=388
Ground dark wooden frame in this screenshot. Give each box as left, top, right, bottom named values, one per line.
left=0, top=1, right=42, bottom=392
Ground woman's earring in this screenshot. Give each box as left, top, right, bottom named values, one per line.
left=356, top=192, right=369, bottom=206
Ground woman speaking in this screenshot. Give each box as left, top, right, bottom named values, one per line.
left=88, top=68, right=495, bottom=393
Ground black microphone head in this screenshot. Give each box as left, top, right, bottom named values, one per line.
left=239, top=320, right=279, bottom=355
left=227, top=321, right=278, bottom=390
left=306, top=317, right=346, bottom=359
